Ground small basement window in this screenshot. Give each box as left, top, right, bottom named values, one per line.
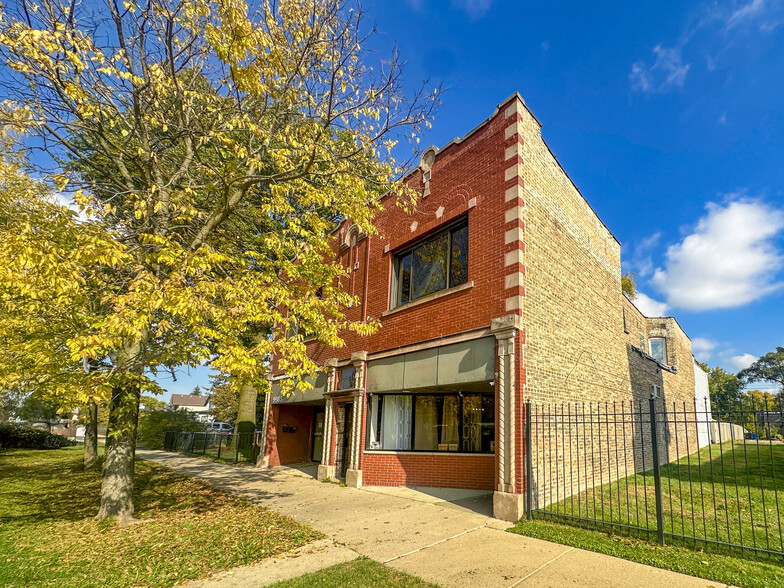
left=649, top=337, right=667, bottom=364
left=392, top=219, right=468, bottom=308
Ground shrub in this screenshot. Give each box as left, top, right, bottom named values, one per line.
left=137, top=410, right=206, bottom=449
left=0, top=423, right=76, bottom=449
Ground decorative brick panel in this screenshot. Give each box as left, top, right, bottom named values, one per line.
left=362, top=453, right=495, bottom=491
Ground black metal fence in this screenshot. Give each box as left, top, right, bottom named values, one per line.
left=526, top=397, right=784, bottom=561
left=163, top=430, right=263, bottom=464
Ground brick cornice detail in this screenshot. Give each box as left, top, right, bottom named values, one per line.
left=383, top=198, right=475, bottom=254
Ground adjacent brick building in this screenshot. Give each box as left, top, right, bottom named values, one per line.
left=259, top=93, right=708, bottom=521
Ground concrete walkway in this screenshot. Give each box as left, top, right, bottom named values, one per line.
left=139, top=450, right=727, bottom=587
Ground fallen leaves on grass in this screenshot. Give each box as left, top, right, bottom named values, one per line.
left=0, top=448, right=321, bottom=588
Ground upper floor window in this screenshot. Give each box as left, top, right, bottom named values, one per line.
left=338, top=366, right=356, bottom=390
left=649, top=337, right=667, bottom=364
left=392, top=219, right=468, bottom=308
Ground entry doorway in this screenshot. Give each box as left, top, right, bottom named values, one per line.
left=311, top=407, right=325, bottom=463
left=339, top=402, right=353, bottom=478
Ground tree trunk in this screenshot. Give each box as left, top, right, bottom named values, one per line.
left=233, top=383, right=257, bottom=460
left=255, top=391, right=270, bottom=468
left=96, top=378, right=141, bottom=524
left=83, top=399, right=99, bottom=471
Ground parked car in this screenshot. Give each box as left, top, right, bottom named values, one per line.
left=207, top=422, right=233, bottom=434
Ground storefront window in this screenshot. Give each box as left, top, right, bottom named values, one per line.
left=366, top=392, right=494, bottom=453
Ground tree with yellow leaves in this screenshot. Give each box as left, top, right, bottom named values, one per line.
left=0, top=137, right=123, bottom=470
left=0, top=0, right=436, bottom=523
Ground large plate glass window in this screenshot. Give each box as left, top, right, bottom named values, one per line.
left=366, top=392, right=494, bottom=453
left=393, top=219, right=468, bottom=308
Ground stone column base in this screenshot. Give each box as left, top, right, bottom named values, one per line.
left=493, top=491, right=524, bottom=522
left=317, top=464, right=335, bottom=481
left=346, top=469, right=363, bottom=488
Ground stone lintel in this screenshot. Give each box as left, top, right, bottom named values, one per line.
left=324, top=388, right=362, bottom=398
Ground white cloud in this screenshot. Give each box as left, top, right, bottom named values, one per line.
left=633, top=292, right=670, bottom=317
left=718, top=112, right=727, bottom=124
left=630, top=45, right=691, bottom=93
left=451, top=0, right=493, bottom=18
left=692, top=337, right=719, bottom=362
left=631, top=0, right=778, bottom=93
left=407, top=0, right=494, bottom=18
left=627, top=231, right=662, bottom=277
left=729, top=353, right=757, bottom=370
left=726, top=0, right=768, bottom=29
left=51, top=191, right=89, bottom=221
left=652, top=199, right=784, bottom=310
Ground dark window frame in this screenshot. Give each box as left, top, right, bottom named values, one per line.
left=391, top=218, right=469, bottom=309
left=365, top=391, right=495, bottom=454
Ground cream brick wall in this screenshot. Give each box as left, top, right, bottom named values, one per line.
left=514, top=97, right=700, bottom=508
left=517, top=103, right=631, bottom=406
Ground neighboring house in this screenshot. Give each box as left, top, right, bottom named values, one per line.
left=167, top=394, right=212, bottom=422
left=757, top=411, right=784, bottom=436
left=258, top=93, right=710, bottom=521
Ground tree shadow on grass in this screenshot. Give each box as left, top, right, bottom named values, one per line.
left=0, top=449, right=239, bottom=527
left=0, top=449, right=101, bottom=525
left=132, top=462, right=243, bottom=517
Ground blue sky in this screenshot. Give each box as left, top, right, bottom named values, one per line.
left=161, top=0, right=784, bottom=399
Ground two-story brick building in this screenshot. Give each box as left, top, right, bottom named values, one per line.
left=258, top=93, right=708, bottom=521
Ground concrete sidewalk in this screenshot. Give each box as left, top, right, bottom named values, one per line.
left=138, top=450, right=725, bottom=587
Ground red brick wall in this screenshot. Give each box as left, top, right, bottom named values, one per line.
left=269, top=96, right=525, bottom=494
left=302, top=100, right=515, bottom=365
left=266, top=405, right=315, bottom=466
left=362, top=452, right=495, bottom=490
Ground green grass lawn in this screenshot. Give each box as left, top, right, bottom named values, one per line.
left=531, top=441, right=784, bottom=554
left=268, top=558, right=439, bottom=588
left=512, top=440, right=784, bottom=588
left=0, top=446, right=321, bottom=587
left=510, top=520, right=784, bottom=588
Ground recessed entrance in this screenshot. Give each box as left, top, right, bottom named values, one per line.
left=335, top=402, right=353, bottom=478
left=311, top=407, right=325, bottom=463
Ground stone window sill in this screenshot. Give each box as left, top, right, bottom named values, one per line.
left=382, top=281, right=474, bottom=317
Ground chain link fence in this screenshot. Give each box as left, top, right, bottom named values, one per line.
left=163, top=430, right=263, bottom=464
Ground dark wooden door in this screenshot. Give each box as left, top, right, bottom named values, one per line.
left=341, top=402, right=353, bottom=477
